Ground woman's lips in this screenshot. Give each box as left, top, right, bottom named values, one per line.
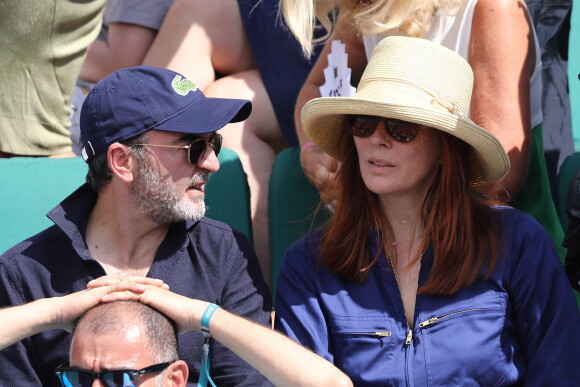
left=368, top=157, right=394, bottom=167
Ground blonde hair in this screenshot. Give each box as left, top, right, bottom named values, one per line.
left=280, top=0, right=463, bottom=57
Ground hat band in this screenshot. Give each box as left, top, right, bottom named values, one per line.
left=357, top=76, right=466, bottom=118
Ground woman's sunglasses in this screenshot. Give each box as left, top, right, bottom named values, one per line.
left=133, top=132, right=222, bottom=165
left=55, top=362, right=170, bottom=387
left=346, top=115, right=422, bottom=143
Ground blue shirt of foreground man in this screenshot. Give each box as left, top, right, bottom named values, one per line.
left=0, top=66, right=272, bottom=386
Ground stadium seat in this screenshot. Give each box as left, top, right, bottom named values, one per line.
left=268, top=147, right=330, bottom=295
left=557, top=152, right=580, bottom=232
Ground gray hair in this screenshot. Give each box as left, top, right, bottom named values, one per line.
left=85, top=132, right=150, bottom=192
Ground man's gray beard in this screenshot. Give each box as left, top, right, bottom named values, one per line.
left=130, top=157, right=208, bottom=224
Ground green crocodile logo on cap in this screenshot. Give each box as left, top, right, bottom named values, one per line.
left=171, top=75, right=198, bottom=96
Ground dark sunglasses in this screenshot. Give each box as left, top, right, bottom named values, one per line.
left=55, top=362, right=171, bottom=387
left=346, top=115, right=422, bottom=143
left=133, top=132, right=222, bottom=165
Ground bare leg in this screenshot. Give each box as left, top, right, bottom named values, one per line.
left=143, top=0, right=255, bottom=89
left=206, top=70, right=288, bottom=287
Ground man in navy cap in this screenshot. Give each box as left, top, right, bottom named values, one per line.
left=0, top=66, right=272, bottom=386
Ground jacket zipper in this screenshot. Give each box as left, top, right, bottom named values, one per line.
left=405, top=328, right=413, bottom=345
left=345, top=331, right=392, bottom=337
left=405, top=328, right=413, bottom=387
left=418, top=308, right=486, bottom=328
left=389, top=251, right=413, bottom=386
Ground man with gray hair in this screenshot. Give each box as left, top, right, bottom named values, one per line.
left=0, top=66, right=271, bottom=386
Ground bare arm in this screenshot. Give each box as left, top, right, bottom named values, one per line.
left=0, top=281, right=159, bottom=350
left=0, top=299, right=68, bottom=351
left=469, top=0, right=534, bottom=202
left=210, top=308, right=352, bottom=387
left=103, top=286, right=353, bottom=387
left=296, top=18, right=368, bottom=203
left=79, top=22, right=156, bottom=83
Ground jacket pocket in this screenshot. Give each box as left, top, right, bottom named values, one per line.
left=418, top=293, right=515, bottom=386
left=328, top=315, right=397, bottom=383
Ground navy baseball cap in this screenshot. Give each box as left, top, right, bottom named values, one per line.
left=80, top=66, right=252, bottom=161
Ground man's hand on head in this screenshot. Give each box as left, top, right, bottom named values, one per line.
left=52, top=282, right=149, bottom=332
left=87, top=275, right=170, bottom=290
left=100, top=285, right=206, bottom=334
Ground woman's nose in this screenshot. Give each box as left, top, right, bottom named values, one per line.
left=371, top=120, right=392, bottom=148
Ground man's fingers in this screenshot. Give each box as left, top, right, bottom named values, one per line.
left=100, top=290, right=144, bottom=303
left=87, top=275, right=168, bottom=289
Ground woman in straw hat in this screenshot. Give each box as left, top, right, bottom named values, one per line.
left=274, top=36, right=580, bottom=385
left=280, top=0, right=567, bottom=262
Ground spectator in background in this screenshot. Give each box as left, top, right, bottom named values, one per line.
left=525, top=0, right=574, bottom=198
left=281, top=0, right=567, bottom=261
left=70, top=0, right=175, bottom=154
left=142, top=0, right=325, bottom=285
left=0, top=0, right=106, bottom=157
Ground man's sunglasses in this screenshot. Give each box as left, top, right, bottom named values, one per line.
left=346, top=115, right=422, bottom=143
left=133, top=132, right=222, bottom=165
left=55, top=362, right=171, bottom=387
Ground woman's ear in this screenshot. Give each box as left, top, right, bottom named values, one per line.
left=107, top=143, right=138, bottom=183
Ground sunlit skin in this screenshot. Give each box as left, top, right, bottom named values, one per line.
left=353, top=120, right=442, bottom=326
left=70, top=326, right=161, bottom=387
left=353, top=120, right=442, bottom=212
left=140, top=130, right=220, bottom=205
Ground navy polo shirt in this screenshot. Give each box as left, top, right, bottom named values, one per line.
left=0, top=184, right=273, bottom=386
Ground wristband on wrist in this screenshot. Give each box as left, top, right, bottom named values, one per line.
left=301, top=141, right=316, bottom=152
left=201, top=303, right=220, bottom=338
left=199, top=303, right=220, bottom=387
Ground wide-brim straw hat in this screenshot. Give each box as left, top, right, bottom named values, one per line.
left=301, top=36, right=510, bottom=185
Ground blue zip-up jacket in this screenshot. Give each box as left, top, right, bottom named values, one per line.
left=275, top=207, right=580, bottom=386
left=0, top=184, right=273, bottom=387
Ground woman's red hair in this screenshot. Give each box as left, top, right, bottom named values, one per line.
left=319, top=126, right=500, bottom=295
